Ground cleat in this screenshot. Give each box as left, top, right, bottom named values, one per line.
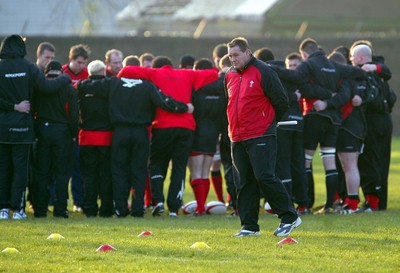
left=152, top=203, right=165, bottom=217
left=0, top=208, right=10, bottom=220
left=359, top=201, right=378, bottom=213
left=169, top=212, right=178, bottom=218
left=12, top=209, right=27, bottom=220
left=332, top=199, right=344, bottom=210
left=335, top=203, right=360, bottom=215
left=234, top=229, right=261, bottom=238
left=313, top=207, right=334, bottom=215
left=339, top=208, right=360, bottom=214
left=274, top=217, right=302, bottom=237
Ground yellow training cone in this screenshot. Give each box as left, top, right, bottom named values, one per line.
left=1, top=247, right=20, bottom=253
left=47, top=233, right=65, bottom=239
left=190, top=242, right=210, bottom=249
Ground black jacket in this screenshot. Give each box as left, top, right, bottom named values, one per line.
left=0, top=35, right=71, bottom=143
left=272, top=51, right=364, bottom=125
left=79, top=76, right=189, bottom=127
left=77, top=75, right=113, bottom=131
left=34, top=78, right=78, bottom=138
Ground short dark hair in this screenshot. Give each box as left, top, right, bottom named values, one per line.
left=69, top=44, right=91, bottom=60
left=152, top=56, right=173, bottom=68
left=328, top=51, right=347, bottom=65
left=193, top=58, right=213, bottom=70
left=285, top=52, right=302, bottom=62
left=254, top=47, right=275, bottom=62
left=179, top=54, right=195, bottom=69
left=333, top=45, right=350, bottom=63
left=227, top=37, right=250, bottom=53
left=212, top=43, right=228, bottom=58
left=299, top=38, right=319, bottom=54
left=219, top=54, right=231, bottom=69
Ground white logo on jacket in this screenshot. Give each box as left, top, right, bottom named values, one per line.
left=121, top=77, right=143, bottom=88
left=249, top=80, right=254, bottom=88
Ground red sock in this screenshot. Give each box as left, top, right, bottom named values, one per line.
left=211, top=171, right=224, bottom=202
left=334, top=192, right=341, bottom=202
left=203, top=178, right=210, bottom=203
left=144, top=175, right=152, bottom=207
left=345, top=197, right=359, bottom=210
left=366, top=194, right=379, bottom=209
left=190, top=179, right=206, bottom=214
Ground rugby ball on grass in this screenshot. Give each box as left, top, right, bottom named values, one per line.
left=182, top=200, right=197, bottom=214
left=206, top=201, right=227, bottom=215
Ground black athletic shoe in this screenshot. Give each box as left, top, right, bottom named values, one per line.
left=152, top=203, right=165, bottom=217
left=54, top=211, right=69, bottom=219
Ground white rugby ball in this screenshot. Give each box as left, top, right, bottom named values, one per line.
left=264, top=202, right=274, bottom=214
left=182, top=200, right=197, bottom=214
left=206, top=201, right=227, bottom=215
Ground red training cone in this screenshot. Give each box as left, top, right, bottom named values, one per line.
left=96, top=244, right=117, bottom=252
left=138, top=231, right=152, bottom=237
left=276, top=237, right=298, bottom=246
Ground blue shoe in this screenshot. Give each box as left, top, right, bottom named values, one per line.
left=233, top=229, right=261, bottom=237
left=0, top=208, right=10, bottom=220
left=12, top=209, right=27, bottom=220
left=274, top=217, right=302, bottom=237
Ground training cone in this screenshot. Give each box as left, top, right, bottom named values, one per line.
left=47, top=233, right=65, bottom=239
left=1, top=247, right=20, bottom=254
left=96, top=244, right=117, bottom=252
left=138, top=231, right=152, bottom=237
left=190, top=242, right=210, bottom=249
left=276, top=237, right=298, bottom=246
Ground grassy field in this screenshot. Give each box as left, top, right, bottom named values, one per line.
left=1, top=139, right=400, bottom=272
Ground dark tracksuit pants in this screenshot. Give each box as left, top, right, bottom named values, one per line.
left=149, top=128, right=193, bottom=213
left=0, top=144, right=30, bottom=211
left=80, top=146, right=113, bottom=217
left=232, top=136, right=297, bottom=232
left=359, top=113, right=392, bottom=210
left=71, top=142, right=84, bottom=208
left=220, top=125, right=236, bottom=209
left=32, top=123, right=73, bottom=217
left=112, top=126, right=149, bottom=217
left=276, top=128, right=309, bottom=207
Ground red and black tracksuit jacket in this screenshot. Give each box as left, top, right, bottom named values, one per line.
left=224, top=56, right=288, bottom=142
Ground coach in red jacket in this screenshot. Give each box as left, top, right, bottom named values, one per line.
left=225, top=37, right=300, bottom=237
left=118, top=57, right=218, bottom=217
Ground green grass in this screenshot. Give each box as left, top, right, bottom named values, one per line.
left=1, top=139, right=400, bottom=272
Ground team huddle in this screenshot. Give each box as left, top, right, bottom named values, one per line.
left=0, top=34, right=395, bottom=237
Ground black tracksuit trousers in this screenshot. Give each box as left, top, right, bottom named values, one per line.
left=276, top=128, right=309, bottom=206
left=0, top=144, right=30, bottom=211
left=219, top=123, right=236, bottom=210
left=232, top=136, right=298, bottom=232
left=359, top=113, right=392, bottom=210
left=112, top=126, right=149, bottom=217
left=32, top=123, right=73, bottom=217
left=149, top=128, right=193, bottom=213
left=80, top=146, right=113, bottom=217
